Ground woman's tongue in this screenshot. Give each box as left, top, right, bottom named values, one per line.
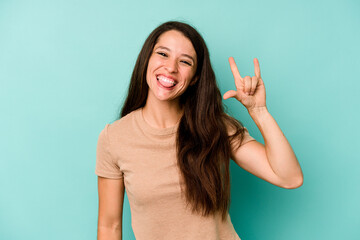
left=158, top=76, right=175, bottom=88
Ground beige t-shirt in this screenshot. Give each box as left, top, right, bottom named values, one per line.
left=95, top=108, right=256, bottom=240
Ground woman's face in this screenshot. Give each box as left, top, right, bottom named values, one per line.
left=146, top=30, right=197, bottom=103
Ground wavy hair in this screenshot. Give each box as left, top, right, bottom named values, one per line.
left=120, top=21, right=246, bottom=221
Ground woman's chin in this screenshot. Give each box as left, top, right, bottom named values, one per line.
left=153, top=93, right=178, bottom=102
left=156, top=95, right=176, bottom=102
left=147, top=88, right=182, bottom=103
left=152, top=90, right=175, bottom=101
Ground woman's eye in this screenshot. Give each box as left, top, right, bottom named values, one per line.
left=181, top=60, right=192, bottom=66
left=157, top=52, right=167, bottom=57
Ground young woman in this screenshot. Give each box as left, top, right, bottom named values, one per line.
left=95, top=21, right=303, bottom=240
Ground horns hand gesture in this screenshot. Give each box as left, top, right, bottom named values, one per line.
left=223, top=57, right=266, bottom=112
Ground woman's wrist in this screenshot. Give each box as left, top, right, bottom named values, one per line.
left=247, top=106, right=269, bottom=117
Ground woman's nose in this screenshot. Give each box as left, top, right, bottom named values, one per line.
left=164, top=59, right=178, bottom=73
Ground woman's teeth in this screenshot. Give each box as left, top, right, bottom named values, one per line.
left=157, top=75, right=176, bottom=87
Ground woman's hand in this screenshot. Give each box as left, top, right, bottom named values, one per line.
left=223, top=57, right=266, bottom=113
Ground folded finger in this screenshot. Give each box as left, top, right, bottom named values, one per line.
left=251, top=76, right=258, bottom=95
left=244, top=76, right=251, bottom=95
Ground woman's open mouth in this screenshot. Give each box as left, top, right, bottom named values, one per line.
left=156, top=75, right=177, bottom=89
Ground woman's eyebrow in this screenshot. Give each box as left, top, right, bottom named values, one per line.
left=156, top=46, right=195, bottom=62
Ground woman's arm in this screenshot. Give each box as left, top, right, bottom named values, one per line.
left=231, top=107, right=303, bottom=189
left=224, top=57, right=303, bottom=189
left=97, top=176, right=125, bottom=240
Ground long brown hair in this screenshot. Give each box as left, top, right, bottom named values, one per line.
left=120, top=21, right=246, bottom=221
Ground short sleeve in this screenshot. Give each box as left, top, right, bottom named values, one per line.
left=95, top=124, right=124, bottom=179
left=241, top=127, right=256, bottom=146
left=224, top=114, right=256, bottom=147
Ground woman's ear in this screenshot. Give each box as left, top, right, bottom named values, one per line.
left=190, top=76, right=199, bottom=86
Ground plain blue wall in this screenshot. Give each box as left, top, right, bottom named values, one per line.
left=1, top=0, right=359, bottom=239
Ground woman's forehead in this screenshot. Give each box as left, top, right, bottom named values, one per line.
left=154, top=30, right=196, bottom=57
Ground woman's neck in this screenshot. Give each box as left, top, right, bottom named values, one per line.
left=142, top=96, right=183, bottom=129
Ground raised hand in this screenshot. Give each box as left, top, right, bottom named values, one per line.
left=223, top=57, right=267, bottom=112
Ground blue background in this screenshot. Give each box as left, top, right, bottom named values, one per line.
left=1, top=0, right=359, bottom=239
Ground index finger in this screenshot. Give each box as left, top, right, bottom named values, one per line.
left=228, top=57, right=243, bottom=80
left=253, top=58, right=261, bottom=78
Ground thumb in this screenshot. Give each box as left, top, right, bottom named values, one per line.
left=223, top=90, right=237, bottom=100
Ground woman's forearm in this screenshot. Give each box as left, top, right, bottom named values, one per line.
left=248, top=106, right=303, bottom=186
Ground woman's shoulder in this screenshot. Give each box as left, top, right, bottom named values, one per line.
left=111, top=108, right=140, bottom=126
left=105, top=108, right=141, bottom=140
left=222, top=113, right=256, bottom=146
left=222, top=113, right=242, bottom=133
